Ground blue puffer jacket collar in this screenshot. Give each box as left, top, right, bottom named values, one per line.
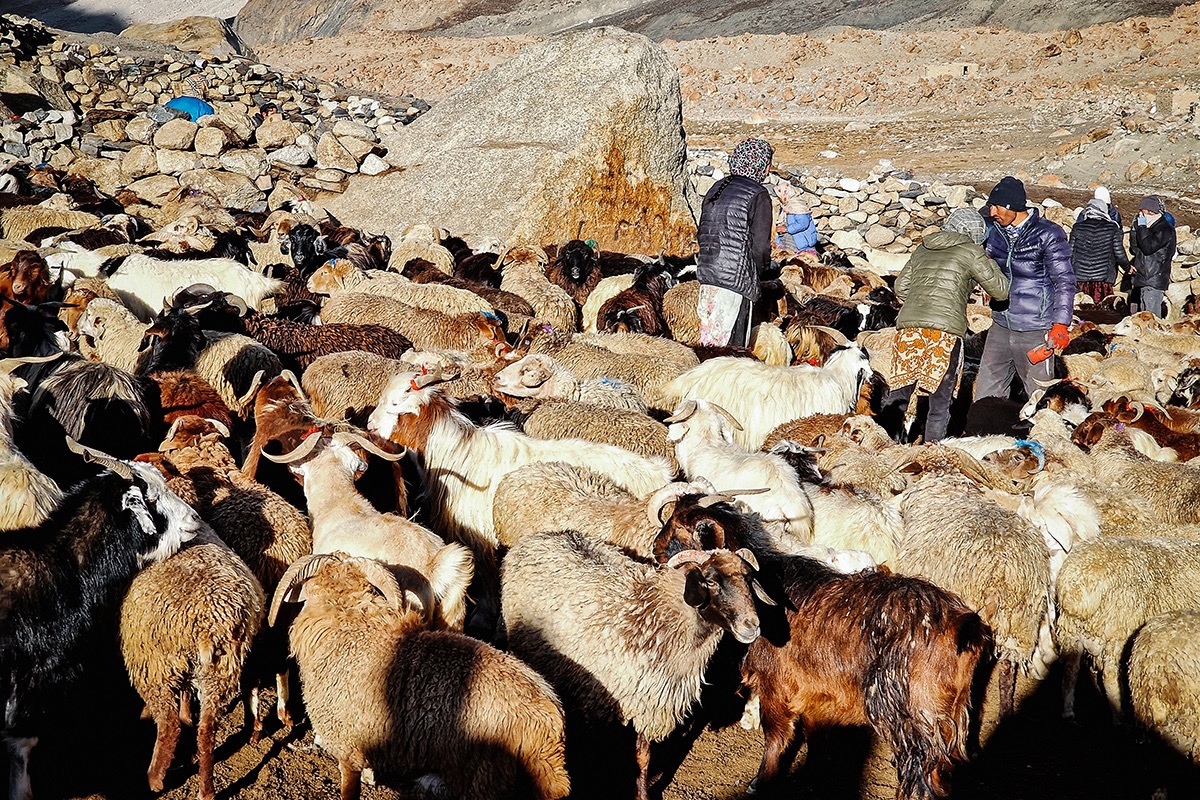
left=983, top=208, right=1076, bottom=332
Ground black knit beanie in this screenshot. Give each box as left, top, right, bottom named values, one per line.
left=986, top=176, right=1027, bottom=212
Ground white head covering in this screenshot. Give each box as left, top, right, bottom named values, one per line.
left=1094, top=186, right=1111, bottom=205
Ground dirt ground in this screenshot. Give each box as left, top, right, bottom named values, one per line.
left=29, top=653, right=1200, bottom=800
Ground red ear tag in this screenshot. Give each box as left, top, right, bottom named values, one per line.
left=410, top=378, right=421, bottom=392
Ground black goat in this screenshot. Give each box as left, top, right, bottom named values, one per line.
left=0, top=450, right=199, bottom=800
left=597, top=262, right=675, bottom=336
left=547, top=239, right=602, bottom=306
left=240, top=310, right=413, bottom=374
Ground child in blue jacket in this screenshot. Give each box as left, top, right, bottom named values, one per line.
left=774, top=181, right=818, bottom=254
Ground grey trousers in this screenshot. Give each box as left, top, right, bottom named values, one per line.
left=1134, top=287, right=1165, bottom=318
left=973, top=325, right=1054, bottom=401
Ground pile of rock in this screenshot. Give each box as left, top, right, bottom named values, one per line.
left=0, top=14, right=431, bottom=211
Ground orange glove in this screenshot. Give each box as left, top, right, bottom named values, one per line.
left=1047, top=323, right=1070, bottom=351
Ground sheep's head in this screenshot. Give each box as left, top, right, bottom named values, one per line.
left=496, top=243, right=549, bottom=276
left=664, top=399, right=744, bottom=445
left=839, top=414, right=891, bottom=451
left=667, top=548, right=765, bottom=644
left=269, top=552, right=435, bottom=629
left=306, top=258, right=354, bottom=294
left=492, top=354, right=557, bottom=398
left=1070, top=412, right=1119, bottom=452
left=983, top=445, right=1045, bottom=484
left=555, top=239, right=599, bottom=284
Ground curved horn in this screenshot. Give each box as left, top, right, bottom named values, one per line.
left=261, top=430, right=323, bottom=464
left=0, top=352, right=62, bottom=375
left=664, top=399, right=698, bottom=424
left=709, top=402, right=745, bottom=432
left=268, top=553, right=343, bottom=626
left=735, top=547, right=760, bottom=572
left=645, top=482, right=699, bottom=527
left=696, top=493, right=735, bottom=508
left=413, top=368, right=445, bottom=389
left=224, top=293, right=249, bottom=316
left=1128, top=401, right=1145, bottom=423
left=666, top=549, right=713, bottom=569
left=1032, top=376, right=1060, bottom=388
left=356, top=559, right=436, bottom=626
left=235, top=370, right=266, bottom=409
left=280, top=369, right=304, bottom=396
left=65, top=436, right=132, bottom=480
left=158, top=417, right=185, bottom=451
left=808, top=325, right=851, bottom=347
left=331, top=431, right=405, bottom=461
left=205, top=418, right=232, bottom=438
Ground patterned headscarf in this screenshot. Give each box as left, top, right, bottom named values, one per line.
left=728, top=138, right=774, bottom=183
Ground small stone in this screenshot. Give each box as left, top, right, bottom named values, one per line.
left=865, top=225, right=896, bottom=247
left=818, top=150, right=841, bottom=159
left=338, top=135, right=376, bottom=162
left=91, top=118, right=127, bottom=143
left=831, top=230, right=865, bottom=250
left=1126, top=159, right=1152, bottom=182
left=219, top=149, right=269, bottom=179
left=153, top=118, right=198, bottom=150
left=316, top=132, right=357, bottom=173
left=125, top=117, right=158, bottom=144
left=255, top=117, right=300, bottom=150
left=194, top=126, right=227, bottom=156
left=358, top=153, right=390, bottom=175
left=179, top=168, right=263, bottom=210
left=266, top=145, right=311, bottom=166
left=156, top=149, right=200, bottom=175
left=127, top=173, right=180, bottom=203
left=121, top=145, right=158, bottom=179
left=847, top=211, right=869, bottom=223
left=332, top=118, right=376, bottom=141
left=838, top=178, right=862, bottom=192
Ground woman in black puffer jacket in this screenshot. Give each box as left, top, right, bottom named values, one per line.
left=1070, top=198, right=1130, bottom=302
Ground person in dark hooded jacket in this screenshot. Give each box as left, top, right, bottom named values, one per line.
left=695, top=138, right=774, bottom=347
left=883, top=208, right=1009, bottom=442
left=1070, top=198, right=1130, bottom=303
left=1129, top=195, right=1176, bottom=318
left=974, top=176, right=1075, bottom=402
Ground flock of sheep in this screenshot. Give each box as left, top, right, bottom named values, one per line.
left=3, top=166, right=1200, bottom=800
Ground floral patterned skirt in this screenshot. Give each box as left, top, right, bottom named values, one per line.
left=698, top=285, right=747, bottom=347
left=890, top=327, right=963, bottom=396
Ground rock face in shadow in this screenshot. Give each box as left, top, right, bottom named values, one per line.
left=324, top=26, right=699, bottom=253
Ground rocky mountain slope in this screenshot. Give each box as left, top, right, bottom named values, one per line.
left=232, top=0, right=1195, bottom=46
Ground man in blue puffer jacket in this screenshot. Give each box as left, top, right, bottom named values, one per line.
left=974, top=176, right=1076, bottom=400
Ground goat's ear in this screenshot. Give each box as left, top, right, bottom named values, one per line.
left=683, top=566, right=711, bottom=609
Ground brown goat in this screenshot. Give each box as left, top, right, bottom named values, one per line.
left=0, top=251, right=53, bottom=306
left=661, top=495, right=990, bottom=799
left=596, top=270, right=669, bottom=336
left=1098, top=397, right=1200, bottom=459
left=151, top=370, right=234, bottom=433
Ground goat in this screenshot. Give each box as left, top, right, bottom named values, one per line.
left=103, top=253, right=283, bottom=321
left=0, top=251, right=53, bottom=306
left=1, top=441, right=200, bottom=800
left=546, top=239, right=602, bottom=306
left=271, top=553, right=570, bottom=800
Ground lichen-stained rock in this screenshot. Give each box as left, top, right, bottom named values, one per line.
left=121, top=16, right=244, bottom=59
left=325, top=27, right=699, bottom=253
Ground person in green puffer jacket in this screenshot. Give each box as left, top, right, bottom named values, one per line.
left=882, top=208, right=1010, bottom=442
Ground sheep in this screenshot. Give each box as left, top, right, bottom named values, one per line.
left=142, top=415, right=313, bottom=738
left=318, top=291, right=507, bottom=353
left=546, top=239, right=601, bottom=306
left=75, top=298, right=149, bottom=373
left=103, top=253, right=284, bottom=321
left=1056, top=537, right=1200, bottom=722
left=307, top=257, right=493, bottom=317
left=574, top=330, right=700, bottom=370
left=0, top=354, right=64, bottom=530
left=369, top=369, right=676, bottom=632
left=521, top=400, right=676, bottom=468
left=498, top=244, right=577, bottom=333
left=1, top=204, right=99, bottom=243
left=264, top=431, right=474, bottom=631
left=119, top=526, right=265, bottom=800
left=1074, top=422, right=1200, bottom=524
left=388, top=224, right=456, bottom=275
left=59, top=276, right=123, bottom=337
left=369, top=369, right=676, bottom=552
left=1113, top=314, right=1200, bottom=355
left=0, top=441, right=200, bottom=800
left=492, top=353, right=650, bottom=413
left=240, top=309, right=412, bottom=374
left=582, top=273, right=636, bottom=333
left=749, top=322, right=793, bottom=367
left=665, top=399, right=815, bottom=547
left=502, top=530, right=763, bottom=799
left=195, top=331, right=283, bottom=418
left=665, top=331, right=873, bottom=450
left=1097, top=397, right=1200, bottom=461
left=492, top=462, right=706, bottom=555
left=1127, top=609, right=1200, bottom=764
left=896, top=470, right=1052, bottom=717
left=270, top=552, right=570, bottom=800
left=0, top=250, right=53, bottom=305
left=661, top=280, right=700, bottom=344
left=761, top=412, right=852, bottom=450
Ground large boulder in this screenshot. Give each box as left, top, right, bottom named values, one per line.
left=325, top=27, right=699, bottom=253
left=121, top=17, right=244, bottom=59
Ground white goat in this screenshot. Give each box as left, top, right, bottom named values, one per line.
left=105, top=254, right=283, bottom=321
